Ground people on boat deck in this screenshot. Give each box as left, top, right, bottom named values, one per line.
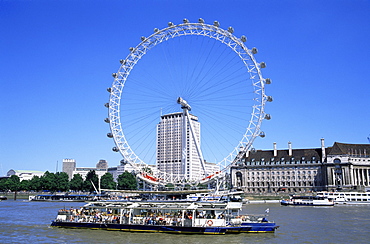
left=58, top=207, right=230, bottom=226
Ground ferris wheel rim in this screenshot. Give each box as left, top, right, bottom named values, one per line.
left=107, top=19, right=269, bottom=184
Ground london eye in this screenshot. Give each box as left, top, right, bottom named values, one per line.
left=105, top=18, right=272, bottom=186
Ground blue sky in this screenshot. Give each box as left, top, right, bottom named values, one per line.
left=1, top=0, right=369, bottom=174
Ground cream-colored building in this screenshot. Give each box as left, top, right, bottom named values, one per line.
left=63, top=159, right=109, bottom=180
left=231, top=140, right=370, bottom=193
left=7, top=169, right=44, bottom=181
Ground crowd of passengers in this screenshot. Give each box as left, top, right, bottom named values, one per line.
left=57, top=208, right=225, bottom=225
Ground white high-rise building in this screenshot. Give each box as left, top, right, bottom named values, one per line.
left=156, top=111, right=203, bottom=182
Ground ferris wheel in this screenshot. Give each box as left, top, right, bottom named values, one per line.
left=105, top=18, right=272, bottom=186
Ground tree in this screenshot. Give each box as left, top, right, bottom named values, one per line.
left=6, top=175, right=20, bottom=191
left=117, top=171, right=137, bottom=190
left=83, top=170, right=99, bottom=192
left=142, top=167, right=153, bottom=175
left=19, top=179, right=31, bottom=191
left=55, top=172, right=69, bottom=192
left=101, top=173, right=116, bottom=190
left=165, top=183, right=175, bottom=190
left=69, top=174, right=84, bottom=192
left=41, top=171, right=58, bottom=191
left=0, top=178, right=7, bottom=191
left=29, top=175, right=42, bottom=191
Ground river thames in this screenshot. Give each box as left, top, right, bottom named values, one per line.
left=0, top=200, right=369, bottom=243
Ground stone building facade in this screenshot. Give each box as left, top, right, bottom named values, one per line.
left=325, top=142, right=370, bottom=191
left=231, top=140, right=370, bottom=193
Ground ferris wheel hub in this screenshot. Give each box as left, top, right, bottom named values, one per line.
left=177, top=97, right=191, bottom=111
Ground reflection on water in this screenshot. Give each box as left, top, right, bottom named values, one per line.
left=0, top=200, right=369, bottom=243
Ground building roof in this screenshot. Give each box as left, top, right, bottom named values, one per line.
left=240, top=142, right=370, bottom=163
left=328, top=142, right=370, bottom=156
left=7, top=169, right=45, bottom=177
left=242, top=148, right=324, bottom=162
left=9, top=170, right=45, bottom=174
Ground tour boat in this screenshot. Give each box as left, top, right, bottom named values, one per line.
left=185, top=190, right=243, bottom=202
left=316, top=191, right=370, bottom=205
left=29, top=192, right=111, bottom=202
left=51, top=201, right=278, bottom=234
left=280, top=195, right=334, bottom=206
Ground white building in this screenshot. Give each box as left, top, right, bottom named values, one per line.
left=72, top=167, right=107, bottom=180
left=156, top=112, right=204, bottom=182
left=63, top=159, right=109, bottom=180
left=7, top=169, right=44, bottom=181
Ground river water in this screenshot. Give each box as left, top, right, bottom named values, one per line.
left=0, top=200, right=369, bottom=243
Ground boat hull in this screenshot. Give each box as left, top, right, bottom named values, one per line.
left=280, top=200, right=334, bottom=206
left=51, top=221, right=228, bottom=234
left=51, top=221, right=278, bottom=234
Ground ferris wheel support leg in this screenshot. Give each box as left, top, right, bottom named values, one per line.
left=184, top=109, right=207, bottom=177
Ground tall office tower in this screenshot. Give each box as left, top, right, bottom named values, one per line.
left=156, top=112, right=203, bottom=182
left=62, top=159, right=76, bottom=180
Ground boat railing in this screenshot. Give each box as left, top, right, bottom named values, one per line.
left=55, top=207, right=240, bottom=227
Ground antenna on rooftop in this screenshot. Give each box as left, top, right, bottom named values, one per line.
left=367, top=134, right=370, bottom=143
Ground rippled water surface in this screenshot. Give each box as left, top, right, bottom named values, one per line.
left=1, top=200, right=369, bottom=243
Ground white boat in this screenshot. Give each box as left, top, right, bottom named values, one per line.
left=317, top=191, right=370, bottom=205
left=186, top=191, right=243, bottom=202
left=281, top=195, right=334, bottom=206
left=51, top=200, right=278, bottom=234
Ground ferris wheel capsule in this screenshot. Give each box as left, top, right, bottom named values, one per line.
left=252, top=47, right=258, bottom=54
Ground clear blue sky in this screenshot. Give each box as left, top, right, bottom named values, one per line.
left=1, top=0, right=369, bottom=174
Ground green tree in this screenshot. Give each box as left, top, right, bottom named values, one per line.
left=41, top=171, right=58, bottom=191
left=117, top=171, right=137, bottom=190
left=55, top=172, right=69, bottom=192
left=83, top=170, right=99, bottom=192
left=165, top=183, right=175, bottom=190
left=29, top=175, right=42, bottom=191
left=142, top=167, right=153, bottom=175
left=6, top=175, right=20, bottom=191
left=0, top=178, right=8, bottom=191
left=69, top=174, right=84, bottom=192
left=101, top=173, right=116, bottom=190
left=19, top=179, right=31, bottom=191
